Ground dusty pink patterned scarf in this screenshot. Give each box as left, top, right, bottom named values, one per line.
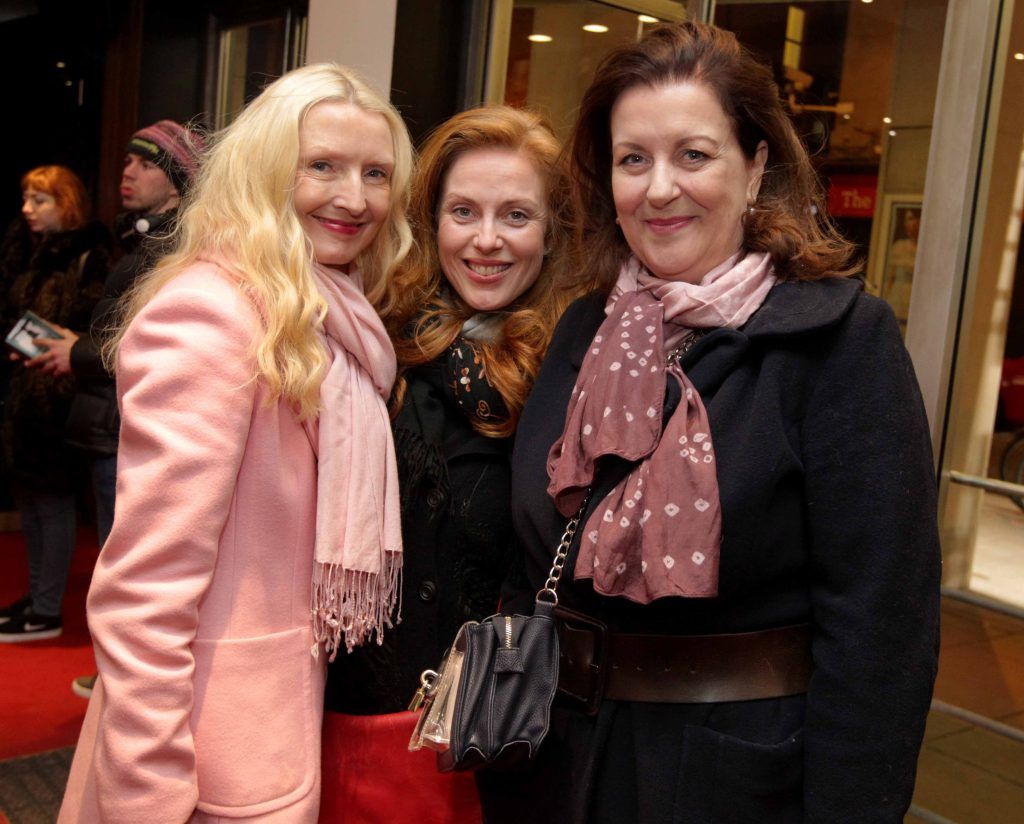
left=309, top=264, right=403, bottom=658
left=547, top=251, right=775, bottom=603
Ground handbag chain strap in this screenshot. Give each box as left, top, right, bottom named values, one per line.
left=536, top=490, right=592, bottom=605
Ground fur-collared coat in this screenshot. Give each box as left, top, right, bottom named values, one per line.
left=0, top=219, right=109, bottom=489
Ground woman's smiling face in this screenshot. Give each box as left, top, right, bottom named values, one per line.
left=436, top=147, right=547, bottom=312
left=610, top=80, right=767, bottom=284
left=293, top=100, right=395, bottom=272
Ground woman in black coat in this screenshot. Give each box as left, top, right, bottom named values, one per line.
left=321, top=106, right=578, bottom=823
left=0, top=165, right=108, bottom=642
left=477, top=23, right=940, bottom=824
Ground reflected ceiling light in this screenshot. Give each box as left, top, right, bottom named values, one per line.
left=64, top=80, right=72, bottom=87
left=56, top=61, right=66, bottom=68
left=638, top=15, right=658, bottom=24
left=528, top=34, right=553, bottom=43
left=888, top=129, right=897, bottom=137
left=842, top=113, right=851, bottom=120
left=861, top=0, right=873, bottom=4
left=583, top=24, right=609, bottom=33
left=1015, top=52, right=1024, bottom=60
left=882, top=116, right=892, bottom=124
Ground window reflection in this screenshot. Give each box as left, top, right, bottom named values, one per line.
left=714, top=0, right=949, bottom=332
left=501, top=1, right=687, bottom=136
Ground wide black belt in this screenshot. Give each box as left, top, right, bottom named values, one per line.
left=555, top=606, right=813, bottom=715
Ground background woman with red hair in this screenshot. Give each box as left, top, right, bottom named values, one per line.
left=0, top=164, right=109, bottom=642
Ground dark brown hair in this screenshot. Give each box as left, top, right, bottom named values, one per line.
left=377, top=105, right=579, bottom=438
left=21, top=165, right=89, bottom=230
left=569, top=22, right=857, bottom=292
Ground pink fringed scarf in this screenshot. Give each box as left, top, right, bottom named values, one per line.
left=308, top=264, right=403, bottom=659
left=547, top=251, right=775, bottom=603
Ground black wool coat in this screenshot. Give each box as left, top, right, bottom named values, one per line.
left=64, top=210, right=177, bottom=455
left=477, top=278, right=941, bottom=824
left=324, top=357, right=516, bottom=714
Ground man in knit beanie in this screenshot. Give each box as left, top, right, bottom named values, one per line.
left=120, top=119, right=206, bottom=218
left=33, top=119, right=207, bottom=383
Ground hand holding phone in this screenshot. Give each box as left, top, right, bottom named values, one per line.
left=5, top=311, right=62, bottom=359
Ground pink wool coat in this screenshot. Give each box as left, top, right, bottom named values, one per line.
left=59, top=263, right=325, bottom=823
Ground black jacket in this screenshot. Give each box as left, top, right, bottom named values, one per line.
left=64, top=210, right=176, bottom=454
left=324, top=357, right=515, bottom=714
left=0, top=220, right=110, bottom=488
left=478, top=278, right=941, bottom=823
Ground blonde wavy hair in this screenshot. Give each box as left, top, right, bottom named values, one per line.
left=108, top=63, right=414, bottom=418
left=377, top=106, right=578, bottom=438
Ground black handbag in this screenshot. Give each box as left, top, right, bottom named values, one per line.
left=408, top=496, right=589, bottom=772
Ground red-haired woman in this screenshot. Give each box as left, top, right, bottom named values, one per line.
left=0, top=165, right=109, bottom=641
left=319, top=106, right=578, bottom=823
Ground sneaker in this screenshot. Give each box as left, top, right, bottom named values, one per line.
left=0, top=610, right=62, bottom=642
left=0, top=595, right=31, bottom=624
left=72, top=674, right=97, bottom=699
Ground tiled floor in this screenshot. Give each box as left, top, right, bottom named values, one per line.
left=910, top=598, right=1024, bottom=822
left=911, top=437, right=1024, bottom=821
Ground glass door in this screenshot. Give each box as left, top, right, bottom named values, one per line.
left=933, top=10, right=1024, bottom=612
left=212, top=4, right=308, bottom=129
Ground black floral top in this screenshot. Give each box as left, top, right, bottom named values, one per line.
left=324, top=356, right=518, bottom=714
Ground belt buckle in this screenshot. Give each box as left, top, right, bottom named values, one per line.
left=553, top=605, right=610, bottom=716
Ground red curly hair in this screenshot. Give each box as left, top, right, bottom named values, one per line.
left=21, top=165, right=90, bottom=230
left=377, top=106, right=580, bottom=438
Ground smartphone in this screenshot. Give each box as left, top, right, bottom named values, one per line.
left=5, top=311, right=62, bottom=358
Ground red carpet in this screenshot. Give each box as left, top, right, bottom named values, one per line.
left=0, top=527, right=98, bottom=760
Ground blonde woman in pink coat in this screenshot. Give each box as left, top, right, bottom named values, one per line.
left=59, top=63, right=413, bottom=823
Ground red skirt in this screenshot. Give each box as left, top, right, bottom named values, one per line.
left=319, top=710, right=482, bottom=824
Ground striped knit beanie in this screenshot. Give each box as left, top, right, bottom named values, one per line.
left=126, top=120, right=207, bottom=194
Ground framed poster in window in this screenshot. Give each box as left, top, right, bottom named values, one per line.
left=872, top=194, right=923, bottom=331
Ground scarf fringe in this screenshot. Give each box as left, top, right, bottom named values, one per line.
left=311, top=552, right=403, bottom=661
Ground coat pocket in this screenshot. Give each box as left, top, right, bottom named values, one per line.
left=676, top=723, right=803, bottom=823
left=191, top=627, right=316, bottom=814
left=707, top=726, right=803, bottom=822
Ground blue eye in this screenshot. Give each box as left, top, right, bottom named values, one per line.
left=366, top=167, right=389, bottom=182
left=682, top=149, right=708, bottom=163
left=452, top=206, right=473, bottom=220
left=310, top=160, right=331, bottom=173
left=506, top=209, right=530, bottom=224
left=619, top=153, right=645, bottom=166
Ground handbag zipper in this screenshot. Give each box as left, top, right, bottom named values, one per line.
left=505, top=616, right=513, bottom=649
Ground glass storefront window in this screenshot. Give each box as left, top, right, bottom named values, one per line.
left=714, top=0, right=948, bottom=334
left=494, top=1, right=690, bottom=136
left=714, top=0, right=1024, bottom=614
left=493, top=1, right=949, bottom=333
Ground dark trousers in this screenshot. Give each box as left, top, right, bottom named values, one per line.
left=91, top=453, right=116, bottom=547
left=14, top=487, right=77, bottom=617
